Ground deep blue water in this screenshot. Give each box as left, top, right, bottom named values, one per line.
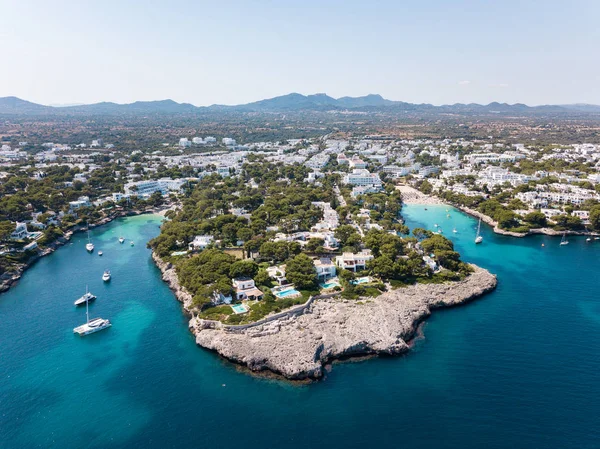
left=1, top=209, right=600, bottom=449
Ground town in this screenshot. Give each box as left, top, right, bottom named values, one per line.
left=2, top=129, right=599, bottom=318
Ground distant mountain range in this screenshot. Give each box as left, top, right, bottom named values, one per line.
left=1, top=93, right=600, bottom=117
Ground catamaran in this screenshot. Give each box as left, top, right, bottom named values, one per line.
left=74, top=286, right=97, bottom=306
left=560, top=232, right=569, bottom=246
left=102, top=270, right=111, bottom=282
left=85, top=229, right=94, bottom=252
left=73, top=296, right=111, bottom=336
left=475, top=218, right=483, bottom=244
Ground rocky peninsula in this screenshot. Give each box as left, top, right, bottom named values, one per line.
left=153, top=252, right=497, bottom=380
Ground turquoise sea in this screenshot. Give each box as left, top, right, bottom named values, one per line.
left=1, top=208, right=600, bottom=449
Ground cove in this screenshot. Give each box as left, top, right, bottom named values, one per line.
left=1, top=207, right=599, bottom=449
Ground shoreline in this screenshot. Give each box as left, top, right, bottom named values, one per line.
left=152, top=250, right=498, bottom=380
left=0, top=204, right=174, bottom=296
left=398, top=184, right=599, bottom=238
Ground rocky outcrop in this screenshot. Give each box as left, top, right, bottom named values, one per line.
left=180, top=265, right=497, bottom=380
left=151, top=252, right=194, bottom=314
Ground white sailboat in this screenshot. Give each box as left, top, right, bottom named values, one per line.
left=119, top=237, right=125, bottom=244
left=475, top=218, right=483, bottom=244
left=102, top=270, right=111, bottom=282
left=74, top=285, right=97, bottom=306
left=560, top=232, right=569, bottom=246
left=453, top=228, right=458, bottom=234
left=85, top=229, right=94, bottom=252
left=73, top=296, right=111, bottom=336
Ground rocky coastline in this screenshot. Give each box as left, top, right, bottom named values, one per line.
left=0, top=205, right=174, bottom=295
left=152, top=251, right=498, bottom=380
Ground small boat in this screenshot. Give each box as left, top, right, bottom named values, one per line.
left=73, top=298, right=111, bottom=336
left=102, top=270, right=111, bottom=282
left=85, top=229, right=94, bottom=252
left=446, top=214, right=451, bottom=218
left=587, top=238, right=592, bottom=242
left=130, top=241, right=134, bottom=246
left=119, top=237, right=125, bottom=244
left=453, top=228, right=457, bottom=234
left=98, top=251, right=103, bottom=256
left=424, top=208, right=428, bottom=211
left=434, top=224, right=439, bottom=228
left=595, top=237, right=600, bottom=241
left=560, top=232, right=569, bottom=246
left=475, top=218, right=483, bottom=244
left=74, top=286, right=96, bottom=306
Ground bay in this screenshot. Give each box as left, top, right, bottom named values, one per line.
left=0, top=207, right=599, bottom=449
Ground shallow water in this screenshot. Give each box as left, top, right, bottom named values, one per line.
left=1, top=208, right=599, bottom=449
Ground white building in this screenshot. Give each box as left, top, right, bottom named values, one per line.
left=10, top=222, right=29, bottom=240
left=68, top=196, right=91, bottom=211
left=188, top=235, right=214, bottom=251
left=343, top=169, right=383, bottom=187
left=123, top=178, right=186, bottom=198
left=335, top=251, right=374, bottom=271
left=232, top=278, right=263, bottom=300
left=314, top=258, right=337, bottom=280
left=179, top=138, right=191, bottom=148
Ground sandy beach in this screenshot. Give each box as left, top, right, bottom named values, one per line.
left=397, top=184, right=448, bottom=205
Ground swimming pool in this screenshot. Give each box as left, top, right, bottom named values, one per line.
left=275, top=288, right=301, bottom=298
left=351, top=277, right=370, bottom=285
left=320, top=280, right=340, bottom=289
left=230, top=303, right=249, bottom=314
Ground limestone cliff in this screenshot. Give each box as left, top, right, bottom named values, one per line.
left=152, top=252, right=497, bottom=380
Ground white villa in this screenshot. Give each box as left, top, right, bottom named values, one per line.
left=232, top=278, right=264, bottom=301
left=313, top=258, right=337, bottom=280
left=335, top=250, right=374, bottom=271
left=188, top=235, right=214, bottom=251
left=10, top=222, right=29, bottom=240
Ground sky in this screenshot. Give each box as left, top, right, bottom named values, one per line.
left=1, top=0, right=599, bottom=106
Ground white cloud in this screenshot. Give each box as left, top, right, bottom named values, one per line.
left=458, top=80, right=471, bottom=86
left=489, top=83, right=509, bottom=88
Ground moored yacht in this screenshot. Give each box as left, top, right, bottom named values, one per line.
left=102, top=270, right=111, bottom=282
left=130, top=241, right=134, bottom=246
left=119, top=237, right=125, bottom=244
left=73, top=298, right=111, bottom=336
left=475, top=218, right=483, bottom=244
left=98, top=251, right=103, bottom=256
left=74, top=286, right=96, bottom=306
left=560, top=232, right=569, bottom=246
left=85, top=229, right=94, bottom=252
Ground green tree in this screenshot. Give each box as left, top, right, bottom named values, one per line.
left=524, top=211, right=547, bottom=228
left=285, top=253, right=317, bottom=290
left=590, top=206, right=600, bottom=231
left=334, top=224, right=359, bottom=246
left=229, top=260, right=259, bottom=279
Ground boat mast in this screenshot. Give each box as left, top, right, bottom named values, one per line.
left=86, top=295, right=90, bottom=324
